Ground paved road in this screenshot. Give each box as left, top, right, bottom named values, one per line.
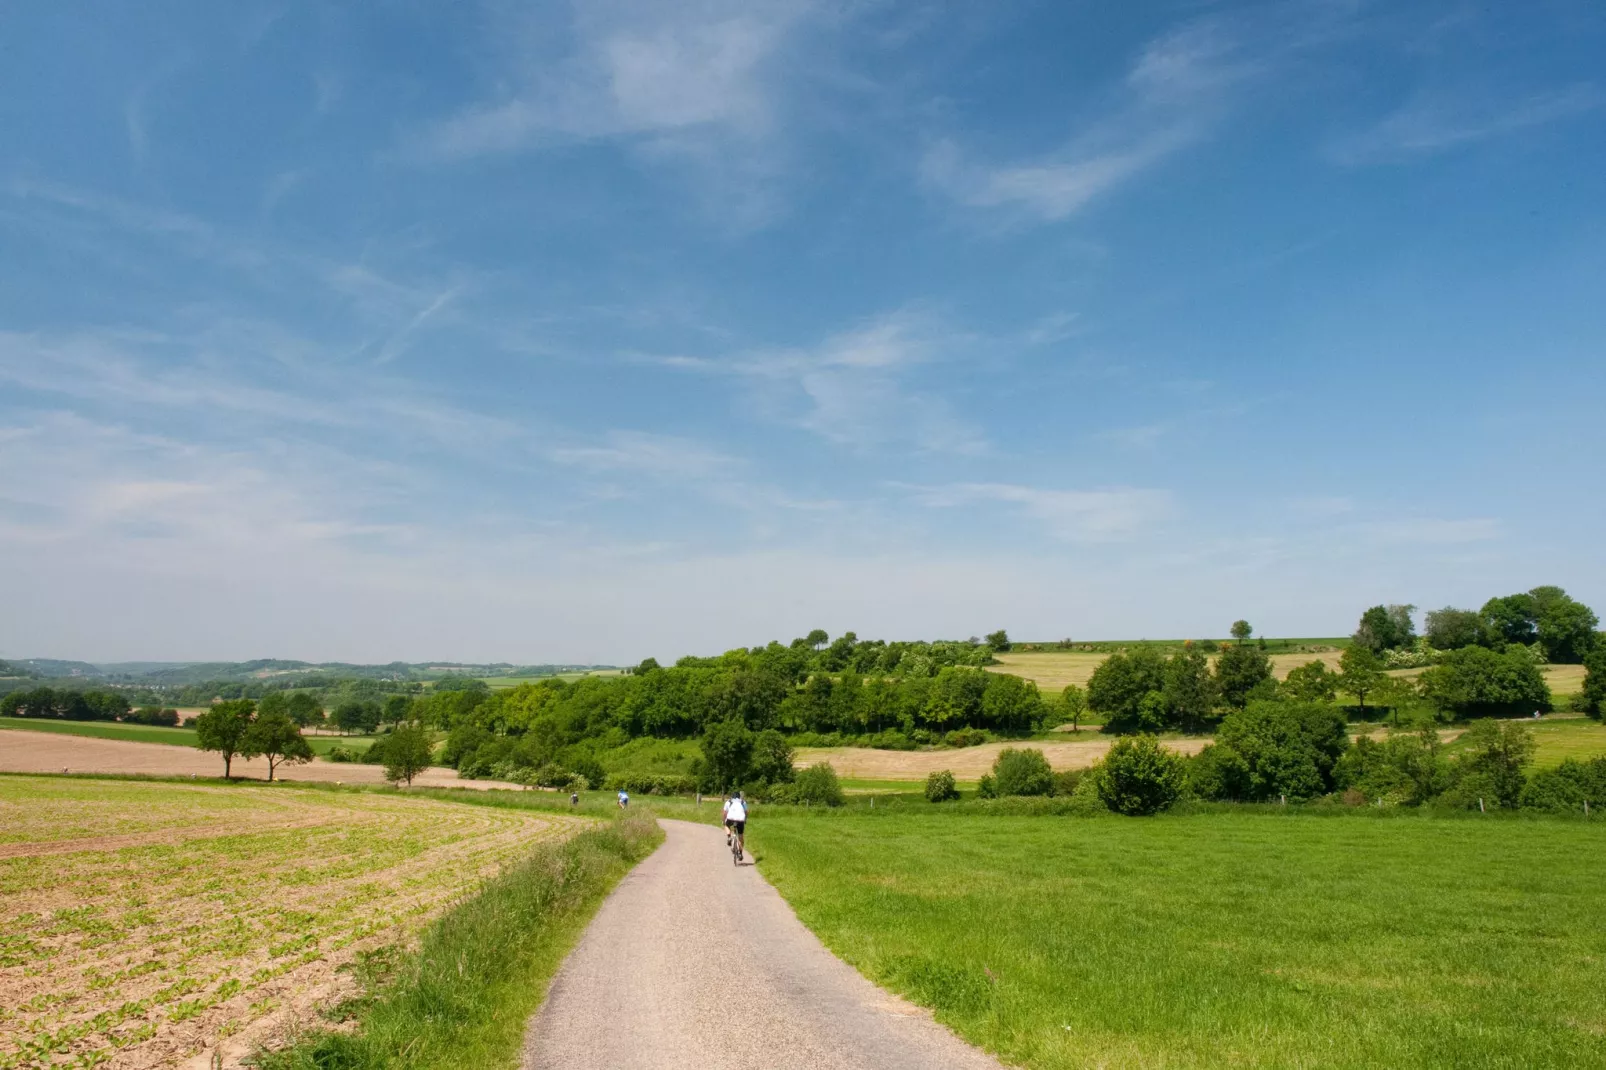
left=522, top=819, right=1006, bottom=1070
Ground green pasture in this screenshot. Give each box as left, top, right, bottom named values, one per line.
left=0, top=716, right=378, bottom=756
left=753, top=808, right=1606, bottom=1069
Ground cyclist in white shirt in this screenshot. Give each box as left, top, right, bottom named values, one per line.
left=722, top=792, right=748, bottom=847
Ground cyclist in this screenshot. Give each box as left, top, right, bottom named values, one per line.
left=723, top=791, right=748, bottom=857
left=617, top=788, right=629, bottom=809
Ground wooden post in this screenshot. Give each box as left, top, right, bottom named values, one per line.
left=1478, top=797, right=1485, bottom=813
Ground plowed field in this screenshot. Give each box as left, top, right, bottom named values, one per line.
left=0, top=776, right=585, bottom=1069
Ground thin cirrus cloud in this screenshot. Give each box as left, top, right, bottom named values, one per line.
left=1329, top=83, right=1605, bottom=164
left=649, top=309, right=986, bottom=455
left=908, top=482, right=1174, bottom=543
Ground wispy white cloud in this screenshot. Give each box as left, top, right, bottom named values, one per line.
left=924, top=7, right=1352, bottom=222
left=653, top=308, right=986, bottom=454
left=550, top=430, right=740, bottom=481
left=908, top=482, right=1173, bottom=542
left=1330, top=83, right=1604, bottom=164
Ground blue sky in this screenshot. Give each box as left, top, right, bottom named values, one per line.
left=2, top=0, right=1603, bottom=664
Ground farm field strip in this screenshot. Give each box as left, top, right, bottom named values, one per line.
left=0, top=717, right=379, bottom=756
left=0, top=776, right=586, bottom=1070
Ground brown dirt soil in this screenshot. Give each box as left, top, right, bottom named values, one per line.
left=794, top=736, right=1209, bottom=779
left=0, top=775, right=588, bottom=1070
left=0, top=730, right=516, bottom=789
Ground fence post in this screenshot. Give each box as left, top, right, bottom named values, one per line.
left=1280, top=794, right=1286, bottom=806
left=1479, top=797, right=1485, bottom=813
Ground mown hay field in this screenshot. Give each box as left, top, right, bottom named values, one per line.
left=988, top=650, right=1345, bottom=692
left=754, top=809, right=1606, bottom=1069
left=0, top=776, right=585, bottom=1069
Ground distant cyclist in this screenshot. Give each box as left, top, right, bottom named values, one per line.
left=617, top=788, right=629, bottom=809
left=723, top=791, right=748, bottom=856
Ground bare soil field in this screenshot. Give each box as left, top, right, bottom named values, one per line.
left=0, top=730, right=514, bottom=790
left=0, top=775, right=586, bottom=1069
left=988, top=649, right=1344, bottom=691
left=794, top=737, right=1209, bottom=780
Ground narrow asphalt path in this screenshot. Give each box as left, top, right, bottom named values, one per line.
left=522, top=818, right=1007, bottom=1070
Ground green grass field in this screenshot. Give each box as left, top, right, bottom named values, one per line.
left=0, top=716, right=378, bottom=756
left=752, top=809, right=1606, bottom=1069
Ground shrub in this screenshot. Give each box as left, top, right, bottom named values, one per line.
left=868, top=730, right=916, bottom=750
left=1448, top=719, right=1536, bottom=808
left=1096, top=735, right=1185, bottom=815
left=1520, top=758, right=1606, bottom=813
left=976, top=774, right=997, bottom=799
left=602, top=773, right=698, bottom=796
left=1579, top=647, right=1606, bottom=718
left=325, top=745, right=359, bottom=763
left=992, top=747, right=1054, bottom=797
left=748, top=729, right=796, bottom=784
left=1188, top=743, right=1251, bottom=802
left=1214, top=700, right=1349, bottom=801
left=925, top=769, right=960, bottom=802
left=125, top=706, right=180, bottom=727
left=1331, top=728, right=1448, bottom=806
left=1051, top=769, right=1082, bottom=797
left=793, top=762, right=844, bottom=806
left=943, top=728, right=989, bottom=748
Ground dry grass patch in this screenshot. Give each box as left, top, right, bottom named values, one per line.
left=989, top=650, right=1345, bottom=692
left=0, top=776, right=585, bottom=1070
left=795, top=737, right=1207, bottom=780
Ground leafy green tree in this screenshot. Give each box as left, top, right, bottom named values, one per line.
left=1097, top=736, right=1185, bottom=815
left=1580, top=647, right=1606, bottom=718
left=634, top=657, right=662, bottom=675
left=286, top=691, right=323, bottom=728
left=984, top=629, right=1011, bottom=652
left=1188, top=743, right=1251, bottom=801
left=748, top=728, right=796, bottom=784
left=701, top=719, right=755, bottom=790
left=1333, top=727, right=1447, bottom=804
left=383, top=721, right=436, bottom=787
left=1213, top=700, right=1350, bottom=801
left=1086, top=647, right=1167, bottom=732
left=1282, top=660, right=1340, bottom=703
left=1230, top=620, right=1253, bottom=642
left=1519, top=757, right=1606, bottom=812
left=980, top=672, right=1046, bottom=733
left=1419, top=646, right=1550, bottom=719
left=383, top=694, right=414, bottom=725
left=1215, top=643, right=1273, bottom=709
left=925, top=769, right=960, bottom=802
left=242, top=711, right=314, bottom=782
left=1480, top=592, right=1539, bottom=646
left=991, top=747, right=1053, bottom=796
left=805, top=629, right=829, bottom=650
left=1163, top=648, right=1217, bottom=728
left=1339, top=645, right=1385, bottom=717
left=1424, top=607, right=1483, bottom=651
left=1529, top=586, right=1600, bottom=664
left=195, top=700, right=255, bottom=778
left=1060, top=684, right=1087, bottom=733
left=793, top=762, right=844, bottom=806
left=334, top=700, right=381, bottom=734
left=1452, top=719, right=1536, bottom=808
left=1353, top=604, right=1416, bottom=653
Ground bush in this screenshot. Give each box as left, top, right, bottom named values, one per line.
left=601, top=773, right=697, bottom=796
left=1214, top=700, right=1349, bottom=801
left=1051, top=769, right=1082, bottom=797
left=1520, top=758, right=1606, bottom=813
left=943, top=728, right=989, bottom=748
left=1097, top=735, right=1185, bottom=816
left=868, top=729, right=916, bottom=750
left=925, top=769, right=960, bottom=802
left=1188, top=743, right=1251, bottom=802
left=325, top=745, right=359, bottom=763
left=992, top=747, right=1054, bottom=797
left=1449, top=719, right=1536, bottom=808
left=125, top=706, right=180, bottom=727
left=976, top=774, right=997, bottom=799
left=1419, top=645, right=1551, bottom=719
left=793, top=762, right=844, bottom=806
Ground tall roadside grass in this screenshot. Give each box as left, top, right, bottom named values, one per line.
left=257, top=812, right=662, bottom=1070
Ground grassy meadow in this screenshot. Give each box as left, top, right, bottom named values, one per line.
left=752, top=808, right=1606, bottom=1069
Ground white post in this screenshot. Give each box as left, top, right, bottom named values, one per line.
left=1280, top=794, right=1286, bottom=806
left=1479, top=797, right=1485, bottom=813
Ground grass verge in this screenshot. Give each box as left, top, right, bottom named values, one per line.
left=752, top=807, right=1606, bottom=1069
left=255, top=812, right=663, bottom=1070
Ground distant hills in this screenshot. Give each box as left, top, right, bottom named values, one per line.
left=6, top=658, right=614, bottom=686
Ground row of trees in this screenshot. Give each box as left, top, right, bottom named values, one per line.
left=1, top=687, right=130, bottom=721
left=1354, top=586, right=1599, bottom=664
left=192, top=699, right=435, bottom=784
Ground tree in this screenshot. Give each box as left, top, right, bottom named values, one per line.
left=194, top=700, right=255, bottom=778
left=242, top=711, right=314, bottom=782
left=1230, top=620, right=1253, bottom=642
left=1215, top=643, right=1273, bottom=709
left=1282, top=660, right=1340, bottom=703
left=1163, top=648, right=1218, bottom=728
left=1580, top=646, right=1606, bottom=718
left=748, top=728, right=796, bottom=784
left=383, top=694, right=414, bottom=725
left=1419, top=646, right=1550, bottom=719
left=257, top=691, right=289, bottom=718
left=1097, top=736, right=1185, bottom=815
left=1087, top=647, right=1167, bottom=732
left=793, top=762, right=844, bottom=806
left=634, top=657, right=662, bottom=675
left=1339, top=645, right=1385, bottom=717
left=334, top=700, right=381, bottom=735
left=991, top=747, right=1053, bottom=796
left=805, top=629, right=829, bottom=651
left=701, top=719, right=755, bottom=790
left=286, top=691, right=323, bottom=729
left=1529, top=586, right=1600, bottom=664
left=1480, top=593, right=1539, bottom=646
left=1453, top=719, right=1536, bottom=808
left=1424, top=607, right=1483, bottom=651
left=984, top=629, right=1012, bottom=652
left=383, top=721, right=435, bottom=787
left=1060, top=684, right=1087, bottom=733
left=1353, top=604, right=1416, bottom=653
left=1212, top=700, right=1350, bottom=801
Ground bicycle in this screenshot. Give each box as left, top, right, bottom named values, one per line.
left=729, top=822, right=745, bottom=866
